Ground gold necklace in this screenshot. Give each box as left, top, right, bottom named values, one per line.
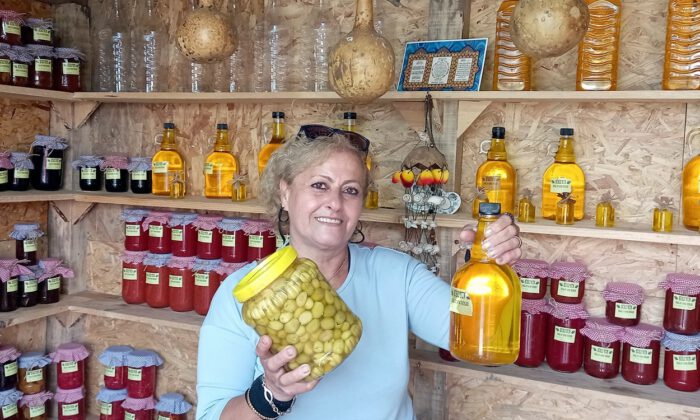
left=327, top=253, right=348, bottom=282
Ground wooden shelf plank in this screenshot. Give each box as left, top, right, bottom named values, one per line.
left=72, top=191, right=268, bottom=214
left=0, top=302, right=67, bottom=328
left=0, top=190, right=75, bottom=204
left=0, top=85, right=73, bottom=102
left=410, top=349, right=699, bottom=409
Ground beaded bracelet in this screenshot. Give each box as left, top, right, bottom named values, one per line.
left=245, top=388, right=277, bottom=420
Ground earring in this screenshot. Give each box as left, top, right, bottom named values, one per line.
left=277, top=207, right=289, bottom=240
left=350, top=221, right=365, bottom=244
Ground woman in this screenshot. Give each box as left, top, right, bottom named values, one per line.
left=197, top=126, right=522, bottom=420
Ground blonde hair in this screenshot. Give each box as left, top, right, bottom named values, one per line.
left=260, top=134, right=370, bottom=234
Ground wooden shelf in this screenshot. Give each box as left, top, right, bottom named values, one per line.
left=410, top=348, right=700, bottom=409
left=0, top=190, right=75, bottom=204
left=0, top=85, right=73, bottom=102
left=72, top=191, right=268, bottom=214
left=0, top=301, right=68, bottom=328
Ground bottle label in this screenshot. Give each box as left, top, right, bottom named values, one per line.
left=23, top=280, right=38, bottom=293
left=81, top=167, right=97, bottom=180
left=550, top=177, right=572, bottom=194
left=47, top=276, right=61, bottom=290
left=152, top=161, right=169, bottom=174
left=520, top=277, right=541, bottom=294
left=105, top=168, right=121, bottom=180
left=34, top=58, right=52, bottom=73
left=672, top=294, right=696, bottom=311
left=554, top=326, right=576, bottom=344
left=12, top=63, right=28, bottom=78
left=146, top=272, right=160, bottom=285
left=104, top=365, right=116, bottom=377
left=590, top=345, right=614, bottom=364
left=125, top=412, right=136, bottom=420
left=673, top=354, right=697, bottom=371
left=33, top=28, right=52, bottom=42
left=62, top=403, right=79, bottom=416
left=149, top=225, right=164, bottom=238
left=629, top=347, right=653, bottom=365
left=123, top=268, right=138, bottom=280
left=195, top=273, right=210, bottom=287
left=62, top=62, right=80, bottom=75
left=248, top=235, right=264, bottom=248
left=198, top=230, right=213, bottom=244
left=0, top=170, right=6, bottom=184
left=205, top=162, right=214, bottom=175
left=132, top=170, right=148, bottom=181
left=3, top=361, right=17, bottom=377
left=14, top=168, right=29, bottom=179
left=158, top=415, right=170, bottom=420
left=2, top=21, right=20, bottom=35
left=169, top=275, right=183, bottom=288
left=125, top=224, right=141, bottom=237
left=449, top=287, right=473, bottom=316
left=128, top=367, right=142, bottom=381
left=613, top=302, right=637, bottom=319
left=2, top=403, right=17, bottom=419
left=29, top=405, right=46, bottom=417
left=23, top=239, right=38, bottom=252
left=61, top=361, right=78, bottom=373
left=26, top=368, right=43, bottom=382
left=171, top=228, right=183, bottom=241
left=100, top=402, right=113, bottom=416
left=6, top=279, right=17, bottom=293
left=46, top=157, right=62, bottom=170
left=0, top=59, right=9, bottom=74
left=222, top=233, right=236, bottom=247
left=481, top=175, right=501, bottom=191
left=556, top=280, right=580, bottom=298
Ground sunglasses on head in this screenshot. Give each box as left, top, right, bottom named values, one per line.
left=297, top=124, right=371, bottom=155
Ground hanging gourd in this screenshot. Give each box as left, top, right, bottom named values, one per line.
left=176, top=0, right=236, bottom=63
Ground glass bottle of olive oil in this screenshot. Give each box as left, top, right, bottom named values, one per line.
left=542, top=128, right=585, bottom=220
left=152, top=122, right=186, bottom=196
left=258, top=111, right=286, bottom=176
left=205, top=123, right=238, bottom=198
left=343, top=111, right=372, bottom=172
left=474, top=127, right=516, bottom=217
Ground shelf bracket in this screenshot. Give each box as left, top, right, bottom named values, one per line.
left=457, top=101, right=491, bottom=139
left=50, top=200, right=95, bottom=225
left=50, top=101, right=73, bottom=130
left=393, top=101, right=427, bottom=133
left=50, top=101, right=100, bottom=130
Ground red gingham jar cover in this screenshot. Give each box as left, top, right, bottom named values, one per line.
left=580, top=317, right=625, bottom=343
left=192, top=215, right=224, bottom=231
left=548, top=299, right=589, bottom=320
left=602, top=282, right=644, bottom=305
left=521, top=298, right=551, bottom=315
left=659, top=272, right=700, bottom=296
left=121, top=251, right=148, bottom=264
left=512, top=259, right=549, bottom=278
left=241, top=219, right=274, bottom=235
left=621, top=323, right=664, bottom=348
left=549, top=261, right=590, bottom=282
left=168, top=256, right=197, bottom=269
left=142, top=211, right=172, bottom=230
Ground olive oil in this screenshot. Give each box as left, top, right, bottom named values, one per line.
left=258, top=111, right=286, bottom=176
left=576, top=0, right=622, bottom=91
left=493, top=0, right=531, bottom=91
left=152, top=122, right=186, bottom=196
left=474, top=127, right=516, bottom=217
left=542, top=128, right=585, bottom=220
left=204, top=123, right=238, bottom=198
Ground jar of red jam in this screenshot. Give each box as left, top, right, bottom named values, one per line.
left=121, top=251, right=148, bottom=305
left=144, top=253, right=171, bottom=309
left=155, top=393, right=192, bottom=420
left=0, top=347, right=19, bottom=391
left=122, top=396, right=156, bottom=420
left=121, top=209, right=150, bottom=252
left=549, top=261, right=589, bottom=304
left=0, top=389, right=21, bottom=420
left=512, top=259, right=549, bottom=300
left=0, top=11, right=23, bottom=46
left=30, top=135, right=68, bottom=191
left=243, top=220, right=276, bottom=262
left=36, top=259, right=73, bottom=305
left=0, top=260, right=30, bottom=313
left=662, top=331, right=700, bottom=392
left=660, top=272, right=700, bottom=335
left=50, top=343, right=89, bottom=390
left=516, top=298, right=551, bottom=368
left=17, top=352, right=50, bottom=395
left=219, top=218, right=248, bottom=263
left=96, top=387, right=126, bottom=420
left=193, top=258, right=222, bottom=316
left=169, top=213, right=197, bottom=257
left=98, top=345, right=133, bottom=390
left=72, top=155, right=103, bottom=191
left=54, top=387, right=85, bottom=420
left=167, top=256, right=196, bottom=312
left=127, top=157, right=152, bottom=195
left=193, top=215, right=223, bottom=260
left=546, top=300, right=589, bottom=373
left=8, top=152, right=32, bottom=191
left=620, top=323, right=663, bottom=385
left=19, top=390, right=52, bottom=420
left=9, top=47, right=30, bottom=87
left=26, top=44, right=53, bottom=90
left=144, top=211, right=172, bottom=254
left=602, top=282, right=644, bottom=327
left=580, top=318, right=624, bottom=379
left=18, top=272, right=38, bottom=308
left=125, top=350, right=163, bottom=398
left=53, top=48, right=82, bottom=92
left=0, top=44, right=10, bottom=85
left=101, top=156, right=129, bottom=193
left=22, top=19, right=52, bottom=46
left=11, top=223, right=44, bottom=266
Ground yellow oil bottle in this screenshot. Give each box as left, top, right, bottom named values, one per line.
left=663, top=0, right=700, bottom=90
left=576, top=0, right=622, bottom=91
left=493, top=0, right=531, bottom=91
left=204, top=123, right=238, bottom=199
left=258, top=112, right=286, bottom=176
left=343, top=111, right=372, bottom=172
left=450, top=202, right=521, bottom=366
left=542, top=128, right=586, bottom=220
left=152, top=122, right=186, bottom=196
left=682, top=148, right=700, bottom=229
left=474, top=127, right=516, bottom=217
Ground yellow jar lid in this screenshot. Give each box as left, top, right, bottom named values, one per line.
left=233, top=246, right=297, bottom=303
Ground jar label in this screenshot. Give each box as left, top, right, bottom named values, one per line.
left=0, top=59, right=9, bottom=74
left=146, top=272, right=160, bottom=285
left=222, top=233, right=236, bottom=247
left=2, top=403, right=17, bottom=419
left=29, top=405, right=45, bottom=417
left=125, top=224, right=141, bottom=237
left=81, top=167, right=97, bottom=180
left=195, top=272, right=210, bottom=286
left=14, top=167, right=29, bottom=178
left=123, top=267, right=138, bottom=280
left=33, top=28, right=52, bottom=42
left=520, top=277, right=541, bottom=294
left=169, top=274, right=183, bottom=288
left=47, top=276, right=61, bottom=290
left=35, top=58, right=52, bottom=73
left=553, top=326, right=576, bottom=344
left=158, top=415, right=170, bottom=420
left=249, top=234, right=264, bottom=248
left=2, top=22, right=20, bottom=35
left=672, top=294, right=696, bottom=311
left=6, top=279, right=17, bottom=293
left=62, top=62, right=80, bottom=75
left=125, top=412, right=136, bottom=420
left=153, top=161, right=169, bottom=174
left=481, top=175, right=501, bottom=191
left=4, top=361, right=17, bottom=377
left=629, top=347, right=653, bottom=365
left=0, top=170, right=6, bottom=184
left=673, top=354, right=697, bottom=371
left=61, top=361, right=78, bottom=373
left=128, top=367, right=142, bottom=381
left=449, top=287, right=473, bottom=316
left=12, top=63, right=28, bottom=78
left=149, top=225, right=164, bottom=238
left=171, top=228, right=183, bottom=241
left=614, top=302, right=637, bottom=319
left=25, top=368, right=43, bottom=382
left=46, top=157, right=62, bottom=170
left=590, top=345, right=614, bottom=364
left=550, top=177, right=572, bottom=194
left=105, top=168, right=121, bottom=180
left=100, top=402, right=112, bottom=415
left=556, top=280, right=579, bottom=298
left=62, top=403, right=79, bottom=416
left=23, top=239, right=38, bottom=252
left=198, top=230, right=213, bottom=244
left=205, top=162, right=214, bottom=175
left=23, top=280, right=38, bottom=293
left=103, top=365, right=116, bottom=377
left=132, top=170, right=148, bottom=181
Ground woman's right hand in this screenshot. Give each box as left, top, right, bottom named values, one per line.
left=255, top=335, right=319, bottom=401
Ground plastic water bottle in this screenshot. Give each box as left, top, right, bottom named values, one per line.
left=94, top=24, right=114, bottom=91
left=191, top=62, right=204, bottom=93
left=253, top=22, right=268, bottom=92
left=268, top=0, right=289, bottom=92
left=140, top=0, right=166, bottom=92
left=312, top=0, right=338, bottom=92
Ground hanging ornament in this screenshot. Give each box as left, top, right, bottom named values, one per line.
left=176, top=0, right=236, bottom=63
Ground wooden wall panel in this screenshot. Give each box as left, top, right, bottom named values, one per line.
left=0, top=318, right=47, bottom=352
left=0, top=0, right=51, bottom=17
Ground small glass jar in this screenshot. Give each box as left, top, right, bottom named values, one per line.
left=602, top=282, right=644, bottom=326
left=155, top=393, right=192, bottom=420
left=101, top=156, right=129, bottom=193
left=512, top=259, right=549, bottom=300
left=72, top=156, right=103, bottom=191
left=549, top=261, right=589, bottom=304
left=581, top=318, right=624, bottom=379
left=515, top=298, right=550, bottom=368
left=0, top=11, right=23, bottom=46
left=168, top=256, right=196, bottom=312
left=662, top=331, right=700, bottom=392
left=0, top=152, right=11, bottom=190
left=21, top=19, right=52, bottom=46
left=26, top=44, right=53, bottom=90
left=243, top=220, right=277, bottom=262
left=53, top=48, right=82, bottom=92
left=11, top=224, right=44, bottom=267
left=596, top=201, right=615, bottom=227
left=98, top=345, right=134, bottom=390
left=556, top=198, right=575, bottom=225
left=125, top=350, right=163, bottom=398
left=96, top=387, right=127, bottom=420
left=18, top=273, right=38, bottom=308
left=620, top=323, right=663, bottom=385
left=0, top=260, right=29, bottom=313
left=10, top=46, right=30, bottom=87
left=121, top=209, right=150, bottom=252
left=0, top=45, right=10, bottom=85
left=50, top=343, right=89, bottom=390
left=193, top=259, right=223, bottom=316
left=127, top=157, right=152, bottom=194
left=0, top=347, right=20, bottom=391
left=219, top=218, right=248, bottom=263
left=0, top=389, right=22, bottom=420
left=121, top=251, right=148, bottom=305
left=8, top=152, right=33, bottom=191
left=169, top=213, right=197, bottom=257
left=660, top=272, right=700, bottom=335
left=546, top=301, right=588, bottom=373
left=36, top=259, right=73, bottom=305
left=17, top=352, right=50, bottom=395
left=193, top=215, right=223, bottom=260
left=653, top=208, right=673, bottom=232
left=54, top=387, right=85, bottom=420
left=19, top=391, right=52, bottom=420
left=122, top=397, right=156, bottom=420
left=144, top=211, right=172, bottom=254
left=144, top=253, right=171, bottom=309
left=30, top=135, right=68, bottom=191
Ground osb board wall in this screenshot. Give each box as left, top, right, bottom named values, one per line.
left=0, top=318, right=47, bottom=352
left=0, top=0, right=51, bottom=17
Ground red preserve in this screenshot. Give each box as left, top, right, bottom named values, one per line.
left=18, top=390, right=53, bottom=420
left=512, top=259, right=549, bottom=300
left=516, top=298, right=550, bottom=368
left=659, top=272, right=700, bottom=335
left=546, top=300, right=589, bottom=373
left=50, top=343, right=89, bottom=390
left=243, top=220, right=276, bottom=262
left=121, top=251, right=148, bottom=305
left=662, top=331, right=700, bottom=392
left=98, top=345, right=134, bottom=390
left=219, top=218, right=248, bottom=263
left=154, top=393, right=192, bottom=420
left=96, top=387, right=127, bottom=420
left=144, top=253, right=172, bottom=309
left=193, top=215, right=223, bottom=260
left=169, top=213, right=197, bottom=257
left=0, top=389, right=21, bottom=420
left=549, top=261, right=589, bottom=304
left=122, top=396, right=156, bottom=420
left=193, top=258, right=223, bottom=316
left=620, top=323, right=663, bottom=385
left=144, top=211, right=173, bottom=254
left=581, top=318, right=624, bottom=379
left=26, top=44, right=53, bottom=90
left=53, top=48, right=83, bottom=92
left=0, top=11, right=23, bottom=46
left=603, top=282, right=644, bottom=327
left=125, top=350, right=163, bottom=398
left=167, top=256, right=196, bottom=312
left=54, top=387, right=85, bottom=420
left=121, top=209, right=150, bottom=252
left=9, top=47, right=31, bottom=87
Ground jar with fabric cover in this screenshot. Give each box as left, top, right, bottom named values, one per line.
left=155, top=393, right=192, bottom=420
left=50, top=343, right=89, bottom=390
left=546, top=300, right=589, bottom=372
left=72, top=156, right=103, bottom=191
left=17, top=352, right=50, bottom=395
left=603, top=282, right=644, bottom=326
left=9, top=46, right=30, bottom=87
left=219, top=218, right=248, bottom=263
left=124, top=350, right=163, bottom=398
left=98, top=345, right=133, bottom=390
left=0, top=44, right=10, bottom=84
left=122, top=396, right=156, bottom=420
left=35, top=258, right=73, bottom=304
left=218, top=261, right=246, bottom=280
left=30, top=135, right=68, bottom=191
left=144, top=211, right=172, bottom=254
left=662, top=331, right=700, bottom=392
left=620, top=323, right=663, bottom=385
left=17, top=270, right=38, bottom=308
left=0, top=152, right=11, bottom=191
left=0, top=388, right=22, bottom=420
left=53, top=48, right=82, bottom=92
left=516, top=298, right=550, bottom=367
left=8, top=152, right=33, bottom=191
left=144, top=253, right=172, bottom=308
left=192, top=258, right=223, bottom=316
left=21, top=19, right=52, bottom=46
left=121, top=251, right=148, bottom=304
left=549, top=261, right=589, bottom=304
left=193, top=215, right=223, bottom=260
left=580, top=318, right=624, bottom=379
left=96, top=387, right=127, bottom=420
left=121, top=209, right=150, bottom=252
left=19, top=390, right=52, bottom=420
left=54, top=387, right=85, bottom=420
left=0, top=347, right=19, bottom=391
left=167, top=256, right=196, bottom=312
left=512, top=259, right=549, bottom=299
left=0, top=11, right=23, bottom=46
left=660, top=272, right=700, bottom=335
left=26, top=44, right=53, bottom=90
left=243, top=219, right=276, bottom=262
left=169, top=213, right=197, bottom=257
left=127, top=157, right=152, bottom=194
left=11, top=224, right=43, bottom=266
left=101, top=156, right=129, bottom=193
left=0, top=260, right=32, bottom=312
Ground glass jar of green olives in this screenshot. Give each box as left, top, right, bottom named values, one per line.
left=233, top=246, right=362, bottom=381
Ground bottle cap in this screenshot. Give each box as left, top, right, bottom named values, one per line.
left=344, top=112, right=357, bottom=119
left=560, top=128, right=574, bottom=136
left=217, top=123, right=228, bottom=130
left=478, top=202, right=501, bottom=216
left=272, top=112, right=285, bottom=118
left=163, top=122, right=175, bottom=129
left=492, top=127, right=505, bottom=139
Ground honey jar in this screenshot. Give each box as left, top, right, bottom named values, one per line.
left=17, top=352, right=50, bottom=395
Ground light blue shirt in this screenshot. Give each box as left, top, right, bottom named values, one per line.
left=196, top=244, right=450, bottom=420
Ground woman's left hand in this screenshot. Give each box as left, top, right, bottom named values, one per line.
left=459, top=213, right=522, bottom=265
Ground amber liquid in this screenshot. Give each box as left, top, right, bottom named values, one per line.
left=518, top=198, right=535, bottom=222
left=576, top=0, right=622, bottom=91
left=493, top=0, right=531, bottom=91
left=450, top=213, right=521, bottom=365
left=653, top=208, right=674, bottom=232
left=258, top=118, right=285, bottom=176
left=542, top=137, right=586, bottom=220
left=682, top=154, right=700, bottom=228
left=365, top=189, right=379, bottom=209
left=596, top=202, right=615, bottom=227
left=474, top=138, right=516, bottom=217
left=663, top=0, right=700, bottom=90
left=205, top=128, right=238, bottom=198
left=152, top=127, right=186, bottom=196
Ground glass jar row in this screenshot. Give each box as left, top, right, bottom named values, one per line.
left=0, top=44, right=83, bottom=91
